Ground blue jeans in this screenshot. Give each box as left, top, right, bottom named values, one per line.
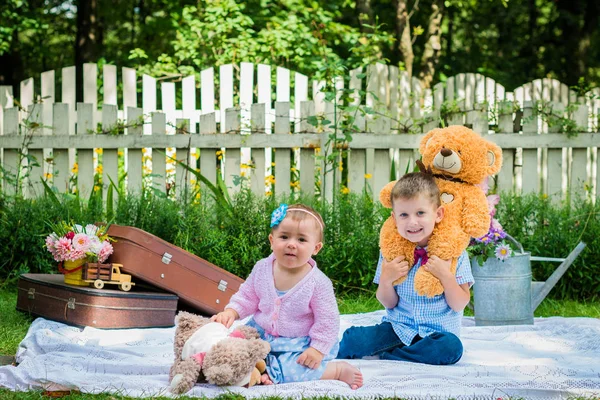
left=337, top=322, right=463, bottom=365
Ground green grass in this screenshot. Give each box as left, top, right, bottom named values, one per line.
left=533, top=298, right=600, bottom=318
left=1, top=286, right=600, bottom=399
left=0, top=288, right=33, bottom=356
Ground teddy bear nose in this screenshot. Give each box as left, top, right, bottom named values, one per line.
left=440, top=148, right=453, bottom=157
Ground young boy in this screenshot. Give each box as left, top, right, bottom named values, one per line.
left=337, top=172, right=473, bottom=365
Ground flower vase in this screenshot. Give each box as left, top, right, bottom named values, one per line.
left=60, top=258, right=89, bottom=286
left=470, top=250, right=533, bottom=326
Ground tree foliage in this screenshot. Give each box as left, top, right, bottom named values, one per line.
left=1, top=0, right=599, bottom=92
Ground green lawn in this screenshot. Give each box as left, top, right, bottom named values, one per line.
left=1, top=286, right=599, bottom=400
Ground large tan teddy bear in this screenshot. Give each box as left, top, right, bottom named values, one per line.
left=379, top=125, right=503, bottom=297
left=168, top=311, right=270, bottom=394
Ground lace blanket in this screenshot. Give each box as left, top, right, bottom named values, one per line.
left=1, top=311, right=599, bottom=399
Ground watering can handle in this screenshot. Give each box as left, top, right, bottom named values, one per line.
left=504, top=233, right=525, bottom=254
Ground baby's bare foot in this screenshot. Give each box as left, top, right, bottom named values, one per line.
left=335, top=361, right=363, bottom=390
left=260, top=372, right=273, bottom=385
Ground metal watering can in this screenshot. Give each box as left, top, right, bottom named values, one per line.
left=471, top=235, right=586, bottom=326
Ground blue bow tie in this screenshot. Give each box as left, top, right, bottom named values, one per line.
left=414, top=247, right=428, bottom=265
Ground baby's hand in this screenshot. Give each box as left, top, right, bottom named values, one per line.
left=380, top=256, right=409, bottom=285
left=423, top=256, right=452, bottom=280
left=296, top=347, right=324, bottom=369
left=210, top=309, right=239, bottom=328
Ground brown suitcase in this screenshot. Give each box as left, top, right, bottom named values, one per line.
left=16, top=274, right=178, bottom=329
left=106, top=224, right=244, bottom=316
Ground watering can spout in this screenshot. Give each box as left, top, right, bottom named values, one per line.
left=530, top=241, right=586, bottom=312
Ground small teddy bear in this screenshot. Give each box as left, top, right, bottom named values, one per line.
left=379, top=125, right=503, bottom=297
left=169, top=311, right=270, bottom=394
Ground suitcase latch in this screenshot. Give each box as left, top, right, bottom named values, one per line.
left=218, top=280, right=228, bottom=292
left=67, top=298, right=76, bottom=310
left=28, top=288, right=35, bottom=299
left=162, top=252, right=172, bottom=264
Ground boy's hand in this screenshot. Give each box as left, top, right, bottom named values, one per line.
left=296, top=347, right=324, bottom=369
left=210, top=309, right=239, bottom=328
left=423, top=256, right=452, bottom=280
left=380, top=256, right=409, bottom=285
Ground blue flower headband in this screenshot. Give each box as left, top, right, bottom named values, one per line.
left=270, top=204, right=289, bottom=228
left=270, top=203, right=324, bottom=231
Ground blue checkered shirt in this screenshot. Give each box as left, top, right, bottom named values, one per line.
left=374, top=250, right=474, bottom=346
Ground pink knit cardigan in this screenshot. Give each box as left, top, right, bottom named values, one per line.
left=226, top=253, right=340, bottom=355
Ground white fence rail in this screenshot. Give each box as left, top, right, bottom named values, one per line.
left=1, top=62, right=599, bottom=202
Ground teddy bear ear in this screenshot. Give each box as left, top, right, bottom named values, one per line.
left=175, top=311, right=206, bottom=331
left=174, top=311, right=192, bottom=325
left=379, top=180, right=397, bottom=208
left=485, top=141, right=503, bottom=175
left=249, top=339, right=271, bottom=360
left=419, top=128, right=441, bottom=155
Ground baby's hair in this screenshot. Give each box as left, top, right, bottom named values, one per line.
left=276, top=204, right=325, bottom=241
left=391, top=172, right=441, bottom=208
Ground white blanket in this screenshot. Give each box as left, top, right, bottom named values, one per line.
left=1, top=311, right=600, bottom=399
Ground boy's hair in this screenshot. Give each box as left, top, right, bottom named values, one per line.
left=390, top=172, right=441, bottom=208
left=278, top=203, right=325, bottom=241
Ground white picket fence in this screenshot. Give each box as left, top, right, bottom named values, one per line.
left=1, top=62, right=599, bottom=202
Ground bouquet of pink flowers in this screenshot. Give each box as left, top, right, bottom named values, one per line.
left=45, top=222, right=113, bottom=263
left=467, top=183, right=515, bottom=266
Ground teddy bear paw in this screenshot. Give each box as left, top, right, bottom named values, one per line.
left=414, top=268, right=444, bottom=298
left=169, top=373, right=185, bottom=394
left=392, top=275, right=408, bottom=286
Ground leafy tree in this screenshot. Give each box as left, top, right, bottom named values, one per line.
left=129, top=0, right=394, bottom=80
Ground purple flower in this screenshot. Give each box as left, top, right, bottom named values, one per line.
left=467, top=190, right=515, bottom=264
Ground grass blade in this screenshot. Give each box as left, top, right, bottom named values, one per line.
left=40, top=178, right=61, bottom=207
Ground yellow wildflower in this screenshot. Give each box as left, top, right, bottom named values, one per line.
left=265, top=175, right=275, bottom=184
left=95, top=165, right=103, bottom=174
left=341, top=187, right=350, bottom=195
left=44, top=173, right=52, bottom=180
left=71, top=163, right=79, bottom=173
left=95, top=148, right=103, bottom=155
left=364, top=173, right=372, bottom=179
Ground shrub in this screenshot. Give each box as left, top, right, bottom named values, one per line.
left=0, top=189, right=598, bottom=301
left=497, top=192, right=600, bottom=300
